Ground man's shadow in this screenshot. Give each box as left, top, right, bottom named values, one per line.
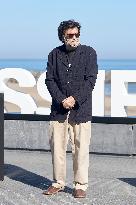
left=119, top=178, right=136, bottom=187
left=4, top=164, right=73, bottom=194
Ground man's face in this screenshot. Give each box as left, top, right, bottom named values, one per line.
left=63, top=27, right=80, bottom=47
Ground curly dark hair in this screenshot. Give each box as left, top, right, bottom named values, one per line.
left=58, top=19, right=81, bottom=43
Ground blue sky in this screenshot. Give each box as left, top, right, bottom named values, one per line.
left=0, top=0, right=136, bottom=59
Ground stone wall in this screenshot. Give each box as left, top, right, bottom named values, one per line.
left=4, top=120, right=136, bottom=155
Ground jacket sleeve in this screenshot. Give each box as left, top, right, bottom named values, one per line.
left=72, top=48, right=98, bottom=106
left=45, top=50, right=67, bottom=104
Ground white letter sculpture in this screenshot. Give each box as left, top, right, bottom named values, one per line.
left=111, top=70, right=136, bottom=117
left=36, top=71, right=51, bottom=115
left=0, top=68, right=37, bottom=113
left=92, top=70, right=105, bottom=116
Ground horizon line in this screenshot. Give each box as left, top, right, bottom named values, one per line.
left=0, top=58, right=136, bottom=60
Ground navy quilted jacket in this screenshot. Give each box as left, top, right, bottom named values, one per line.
left=45, top=44, right=98, bottom=123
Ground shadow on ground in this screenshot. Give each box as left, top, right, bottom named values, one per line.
left=119, top=178, right=136, bottom=187
left=4, top=164, right=73, bottom=194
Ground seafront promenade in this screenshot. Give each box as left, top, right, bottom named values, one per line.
left=1, top=150, right=136, bottom=205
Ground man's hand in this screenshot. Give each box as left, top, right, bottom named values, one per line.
left=62, top=96, right=76, bottom=109
left=67, top=96, right=76, bottom=108
left=62, top=98, right=69, bottom=109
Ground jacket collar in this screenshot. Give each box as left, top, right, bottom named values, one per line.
left=57, top=44, right=83, bottom=68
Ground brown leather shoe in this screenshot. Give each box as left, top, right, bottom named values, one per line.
left=42, top=185, right=64, bottom=195
left=73, top=189, right=86, bottom=198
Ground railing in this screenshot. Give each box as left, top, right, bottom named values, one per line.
left=0, top=93, right=4, bottom=181
left=4, top=113, right=136, bottom=124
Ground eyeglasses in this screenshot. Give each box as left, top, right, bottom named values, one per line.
left=65, top=33, right=80, bottom=39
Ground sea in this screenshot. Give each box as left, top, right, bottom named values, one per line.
left=0, top=59, right=136, bottom=95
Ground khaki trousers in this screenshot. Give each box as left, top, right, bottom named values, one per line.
left=49, top=114, right=91, bottom=191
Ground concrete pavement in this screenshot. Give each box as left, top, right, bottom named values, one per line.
left=1, top=150, right=136, bottom=204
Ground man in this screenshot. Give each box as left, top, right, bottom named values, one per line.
left=43, top=19, right=98, bottom=198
